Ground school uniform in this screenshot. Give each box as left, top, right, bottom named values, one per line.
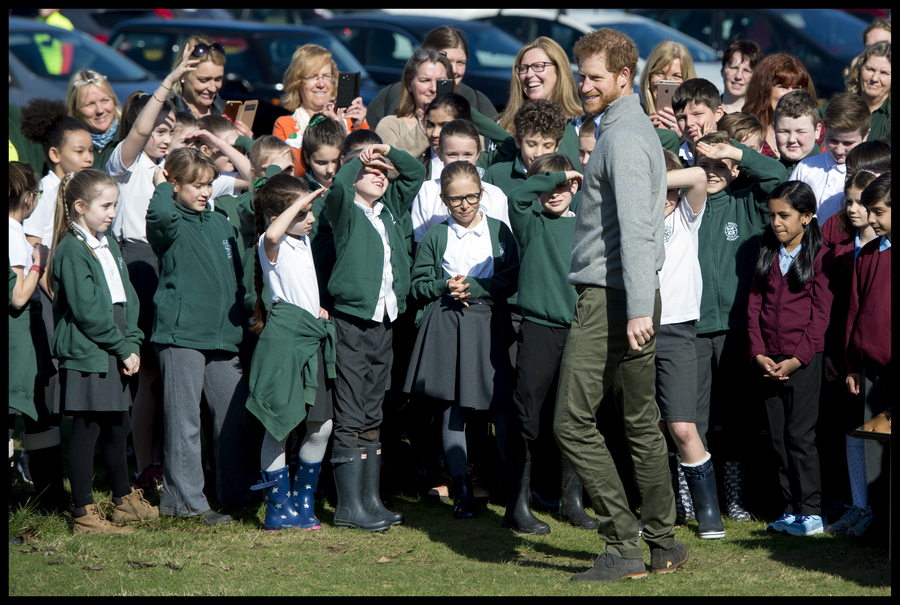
left=748, top=244, right=833, bottom=516
left=502, top=172, right=576, bottom=463
left=404, top=214, right=518, bottom=408
left=411, top=177, right=511, bottom=243
left=790, top=151, right=847, bottom=224
left=323, top=146, right=425, bottom=449
left=146, top=181, right=257, bottom=516
left=657, top=193, right=706, bottom=429
left=246, top=233, right=336, bottom=441
left=273, top=110, right=368, bottom=179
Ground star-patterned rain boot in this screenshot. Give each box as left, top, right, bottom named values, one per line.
left=250, top=466, right=301, bottom=531
left=290, top=459, right=323, bottom=530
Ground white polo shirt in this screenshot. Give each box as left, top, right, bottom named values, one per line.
left=412, top=177, right=510, bottom=243
left=258, top=232, right=319, bottom=318
left=659, top=194, right=705, bottom=325
left=8, top=217, right=40, bottom=302
left=354, top=200, right=398, bottom=323
left=106, top=143, right=162, bottom=244
left=790, top=151, right=847, bottom=224
left=71, top=222, right=128, bottom=304
left=23, top=171, right=60, bottom=247
left=443, top=211, right=494, bottom=280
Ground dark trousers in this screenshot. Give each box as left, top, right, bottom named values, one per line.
left=554, top=287, right=674, bottom=559
left=761, top=352, right=823, bottom=516
left=506, top=320, right=569, bottom=464
left=332, top=311, right=393, bottom=450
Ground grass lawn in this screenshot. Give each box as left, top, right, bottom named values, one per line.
left=8, top=477, right=891, bottom=596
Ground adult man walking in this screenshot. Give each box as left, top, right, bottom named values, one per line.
left=553, top=28, right=688, bottom=582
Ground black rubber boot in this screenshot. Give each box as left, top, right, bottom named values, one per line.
left=681, top=455, right=726, bottom=539
left=503, top=462, right=550, bottom=534
left=361, top=443, right=403, bottom=525
left=331, top=448, right=390, bottom=532
left=451, top=474, right=478, bottom=519
left=25, top=443, right=68, bottom=514
left=559, top=458, right=598, bottom=530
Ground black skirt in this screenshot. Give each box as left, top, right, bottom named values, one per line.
left=305, top=345, right=335, bottom=423
left=60, top=304, right=134, bottom=414
left=404, top=296, right=513, bottom=411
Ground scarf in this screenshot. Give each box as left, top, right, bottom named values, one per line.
left=91, top=116, right=119, bottom=152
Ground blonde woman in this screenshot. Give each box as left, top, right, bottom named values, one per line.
left=274, top=44, right=368, bottom=178
left=640, top=41, right=697, bottom=137
left=65, top=69, right=122, bottom=170
left=498, top=37, right=582, bottom=136
left=844, top=41, right=891, bottom=140
left=170, top=36, right=227, bottom=121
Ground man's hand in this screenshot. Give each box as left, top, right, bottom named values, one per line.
left=626, top=316, right=654, bottom=351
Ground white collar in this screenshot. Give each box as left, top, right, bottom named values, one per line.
left=71, top=222, right=108, bottom=250
left=43, top=170, right=61, bottom=187
left=355, top=199, right=384, bottom=216
left=282, top=233, right=308, bottom=249
left=448, top=211, right=487, bottom=239
left=9, top=216, right=26, bottom=234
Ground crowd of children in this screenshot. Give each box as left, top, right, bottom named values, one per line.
left=7, top=23, right=892, bottom=579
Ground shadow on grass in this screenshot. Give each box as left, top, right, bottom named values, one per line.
left=732, top=527, right=891, bottom=589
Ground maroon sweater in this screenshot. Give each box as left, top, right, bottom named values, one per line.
left=846, top=237, right=892, bottom=372
left=824, top=234, right=857, bottom=373
left=748, top=245, right=833, bottom=365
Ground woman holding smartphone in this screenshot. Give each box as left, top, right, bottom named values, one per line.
left=274, top=44, right=369, bottom=178
left=640, top=41, right=698, bottom=137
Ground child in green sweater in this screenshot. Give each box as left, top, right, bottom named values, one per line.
left=501, top=153, right=592, bottom=535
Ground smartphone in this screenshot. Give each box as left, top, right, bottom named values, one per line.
left=235, top=100, right=258, bottom=131
left=335, top=72, right=360, bottom=109
left=436, top=78, right=455, bottom=97
left=223, top=100, right=242, bottom=123
left=656, top=80, right=680, bottom=113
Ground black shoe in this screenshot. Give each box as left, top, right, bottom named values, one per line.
left=361, top=443, right=403, bottom=525
left=198, top=509, right=232, bottom=526
left=331, top=448, right=390, bottom=532
left=682, top=455, right=725, bottom=539
left=559, top=459, right=598, bottom=530
left=649, top=540, right=690, bottom=574
left=451, top=474, right=477, bottom=519
left=502, top=462, right=550, bottom=534
left=571, top=552, right=648, bottom=582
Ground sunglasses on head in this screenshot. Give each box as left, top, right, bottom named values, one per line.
left=190, top=42, right=225, bottom=58
left=73, top=73, right=109, bottom=88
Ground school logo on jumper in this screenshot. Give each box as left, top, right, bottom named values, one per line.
left=499, top=242, right=507, bottom=262
left=724, top=222, right=739, bottom=242
left=664, top=225, right=672, bottom=244
left=223, top=239, right=232, bottom=259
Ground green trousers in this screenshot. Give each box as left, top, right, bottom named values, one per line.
left=553, top=286, right=675, bottom=559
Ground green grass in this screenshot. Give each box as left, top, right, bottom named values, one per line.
left=8, top=488, right=891, bottom=596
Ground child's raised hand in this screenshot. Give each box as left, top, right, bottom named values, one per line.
left=563, top=171, right=583, bottom=186
left=359, top=144, right=390, bottom=166
left=153, top=167, right=169, bottom=187
left=846, top=373, right=861, bottom=395
left=695, top=141, right=733, bottom=162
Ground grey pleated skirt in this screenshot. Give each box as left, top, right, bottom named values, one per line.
left=60, top=304, right=134, bottom=414
left=404, top=295, right=513, bottom=411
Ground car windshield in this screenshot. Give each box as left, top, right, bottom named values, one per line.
left=9, top=27, right=149, bottom=81
left=769, top=9, right=865, bottom=60
left=261, top=34, right=373, bottom=82
left=593, top=20, right=719, bottom=63
left=456, top=27, right=523, bottom=70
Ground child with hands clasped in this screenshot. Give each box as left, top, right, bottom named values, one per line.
left=245, top=175, right=335, bottom=531
left=324, top=141, right=425, bottom=531
left=657, top=154, right=726, bottom=540
left=502, top=154, right=583, bottom=535
left=748, top=181, right=833, bottom=537
left=48, top=170, right=158, bottom=534
left=405, top=161, right=519, bottom=520
left=147, top=148, right=257, bottom=525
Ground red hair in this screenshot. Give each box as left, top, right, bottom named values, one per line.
left=742, top=54, right=816, bottom=132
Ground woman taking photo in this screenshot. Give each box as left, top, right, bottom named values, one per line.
left=497, top=37, right=581, bottom=136
left=274, top=44, right=368, bottom=178
left=375, top=49, right=456, bottom=163
left=719, top=39, right=763, bottom=114
left=742, top=53, right=816, bottom=159
left=65, top=69, right=122, bottom=170
left=640, top=41, right=697, bottom=136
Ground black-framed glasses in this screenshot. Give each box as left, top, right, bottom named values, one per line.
left=516, top=62, right=555, bottom=75
left=191, top=42, right=225, bottom=58
left=444, top=192, right=482, bottom=207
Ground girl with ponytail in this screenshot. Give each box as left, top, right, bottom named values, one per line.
left=748, top=180, right=834, bottom=537
left=244, top=173, right=334, bottom=531
left=49, top=169, right=155, bottom=534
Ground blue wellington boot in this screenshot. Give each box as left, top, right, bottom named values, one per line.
left=250, top=466, right=301, bottom=531
left=291, top=460, right=323, bottom=530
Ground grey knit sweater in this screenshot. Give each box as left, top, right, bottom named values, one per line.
left=568, top=93, right=666, bottom=320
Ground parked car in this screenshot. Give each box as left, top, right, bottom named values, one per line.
left=107, top=19, right=381, bottom=136
left=9, top=9, right=234, bottom=43
left=466, top=9, right=725, bottom=94
left=633, top=8, right=867, bottom=100
left=225, top=9, right=334, bottom=26
left=306, top=13, right=526, bottom=111
left=9, top=17, right=161, bottom=110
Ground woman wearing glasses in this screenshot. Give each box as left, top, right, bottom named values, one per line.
left=65, top=70, right=123, bottom=171
left=274, top=44, right=369, bottom=178
left=497, top=37, right=582, bottom=137
left=640, top=41, right=697, bottom=137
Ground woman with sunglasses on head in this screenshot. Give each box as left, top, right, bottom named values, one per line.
left=170, top=37, right=228, bottom=121
left=65, top=70, right=123, bottom=171
left=274, top=44, right=369, bottom=179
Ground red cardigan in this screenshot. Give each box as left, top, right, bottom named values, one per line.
left=845, top=238, right=892, bottom=372
left=748, top=245, right=833, bottom=365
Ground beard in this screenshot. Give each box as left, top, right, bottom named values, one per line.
left=582, top=86, right=623, bottom=117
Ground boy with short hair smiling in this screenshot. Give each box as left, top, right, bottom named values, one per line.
left=483, top=99, right=568, bottom=195
left=673, top=78, right=724, bottom=166
left=577, top=122, right=596, bottom=172
left=791, top=93, right=871, bottom=223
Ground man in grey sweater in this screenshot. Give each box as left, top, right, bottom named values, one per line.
left=553, top=29, right=687, bottom=582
